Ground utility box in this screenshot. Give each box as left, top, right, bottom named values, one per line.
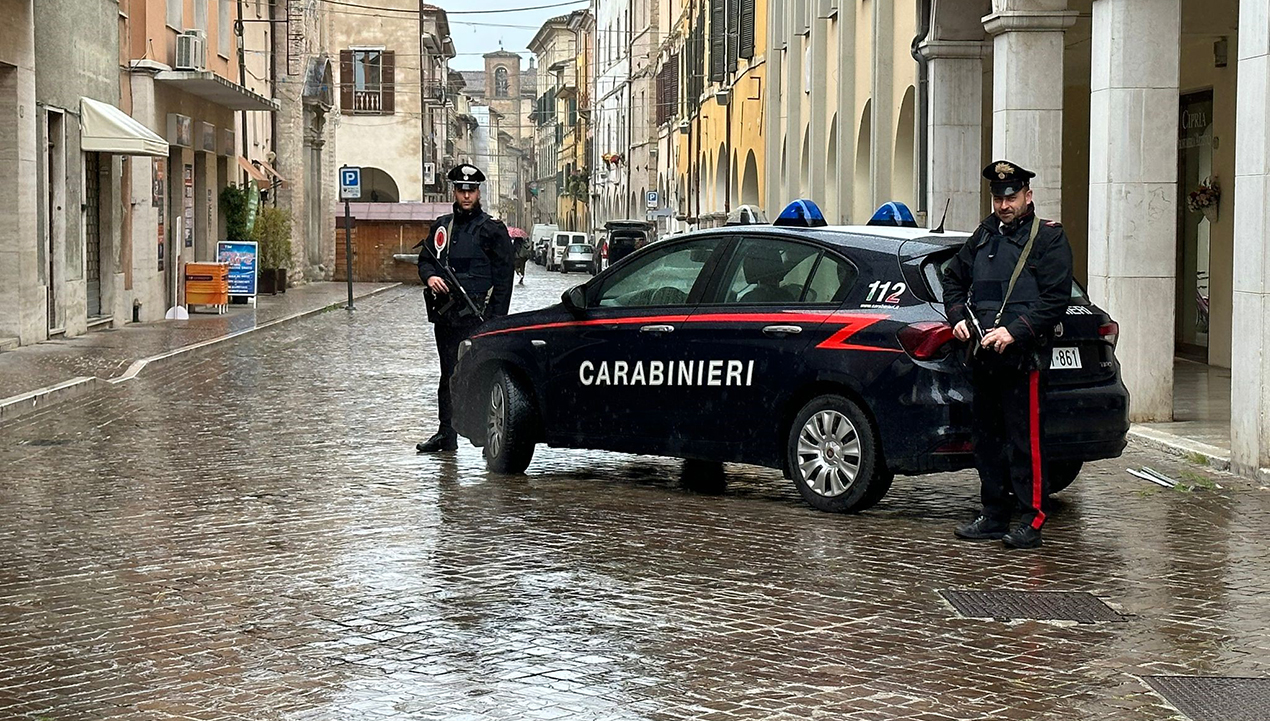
left=184, top=262, right=229, bottom=313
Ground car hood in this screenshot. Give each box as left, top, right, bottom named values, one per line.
left=477, top=304, right=573, bottom=336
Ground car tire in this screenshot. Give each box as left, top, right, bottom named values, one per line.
left=484, top=368, right=537, bottom=474
left=680, top=459, right=727, bottom=495
left=1047, top=460, right=1082, bottom=494
left=786, top=395, right=886, bottom=513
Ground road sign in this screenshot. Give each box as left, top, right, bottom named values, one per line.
left=646, top=190, right=658, bottom=209
left=340, top=166, right=361, bottom=200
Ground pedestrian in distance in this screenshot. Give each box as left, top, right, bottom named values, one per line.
left=415, top=164, right=515, bottom=453
left=942, top=160, right=1074, bottom=549
left=513, top=236, right=532, bottom=285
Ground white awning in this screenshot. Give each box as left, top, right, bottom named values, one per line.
left=80, top=98, right=168, bottom=157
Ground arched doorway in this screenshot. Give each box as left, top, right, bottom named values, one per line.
left=360, top=167, right=400, bottom=203
left=799, top=125, right=810, bottom=197
left=714, top=144, right=727, bottom=214
left=826, top=116, right=839, bottom=222
left=740, top=150, right=760, bottom=207
left=893, top=86, right=916, bottom=207
left=854, top=101, right=873, bottom=223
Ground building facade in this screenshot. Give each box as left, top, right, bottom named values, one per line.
left=528, top=14, right=581, bottom=225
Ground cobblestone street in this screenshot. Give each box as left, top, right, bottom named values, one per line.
left=2, top=263, right=1268, bottom=720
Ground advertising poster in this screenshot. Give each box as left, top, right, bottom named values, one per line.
left=183, top=164, right=195, bottom=249
left=217, top=240, right=259, bottom=297
left=153, top=158, right=166, bottom=271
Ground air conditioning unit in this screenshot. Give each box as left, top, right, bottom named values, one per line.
left=677, top=119, right=690, bottom=132
left=176, top=30, right=207, bottom=71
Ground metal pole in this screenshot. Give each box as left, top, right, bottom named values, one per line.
left=344, top=200, right=354, bottom=310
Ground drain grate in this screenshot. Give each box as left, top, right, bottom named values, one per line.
left=23, top=438, right=72, bottom=447
left=1143, top=676, right=1270, bottom=721
left=939, top=589, right=1125, bottom=623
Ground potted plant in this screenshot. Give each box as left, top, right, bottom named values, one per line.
left=1187, top=177, right=1220, bottom=222
left=253, top=206, right=293, bottom=295
left=219, top=184, right=252, bottom=242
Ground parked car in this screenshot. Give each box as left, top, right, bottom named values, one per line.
left=530, top=224, right=559, bottom=265
left=449, top=200, right=1129, bottom=514
left=602, top=220, right=654, bottom=271
left=548, top=231, right=587, bottom=271
left=561, top=243, right=597, bottom=274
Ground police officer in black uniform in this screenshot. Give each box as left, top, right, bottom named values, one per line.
left=942, top=160, right=1074, bottom=549
left=416, top=164, right=515, bottom=453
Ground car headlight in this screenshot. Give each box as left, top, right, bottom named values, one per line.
left=457, top=339, right=473, bottom=363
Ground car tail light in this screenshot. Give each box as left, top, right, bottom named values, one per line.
left=934, top=438, right=974, bottom=454
left=897, top=321, right=954, bottom=360
left=1098, top=321, right=1119, bottom=347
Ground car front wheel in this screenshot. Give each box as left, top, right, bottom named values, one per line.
left=787, top=395, right=887, bottom=513
left=484, top=368, right=537, bottom=474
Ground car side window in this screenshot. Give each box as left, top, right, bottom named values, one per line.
left=805, top=252, right=857, bottom=304
left=708, top=237, right=823, bottom=305
left=591, top=238, right=717, bottom=308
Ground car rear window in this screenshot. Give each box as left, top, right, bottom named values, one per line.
left=568, top=244, right=591, bottom=252
left=921, top=250, right=1090, bottom=305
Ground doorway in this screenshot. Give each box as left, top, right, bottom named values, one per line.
left=85, top=152, right=104, bottom=318
left=1176, top=90, right=1214, bottom=362
left=45, top=109, right=65, bottom=333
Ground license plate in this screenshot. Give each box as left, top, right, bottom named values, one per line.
left=1051, top=346, right=1082, bottom=370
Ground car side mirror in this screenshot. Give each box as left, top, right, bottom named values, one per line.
left=562, top=285, right=588, bottom=317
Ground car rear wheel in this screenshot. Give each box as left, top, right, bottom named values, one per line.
left=1047, top=460, right=1082, bottom=494
left=787, top=395, right=886, bottom=513
left=484, top=368, right=537, bottom=474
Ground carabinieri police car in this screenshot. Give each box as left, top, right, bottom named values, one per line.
left=449, top=200, right=1129, bottom=513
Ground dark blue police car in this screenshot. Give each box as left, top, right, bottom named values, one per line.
left=449, top=201, right=1129, bottom=513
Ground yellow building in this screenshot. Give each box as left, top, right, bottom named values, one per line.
left=661, top=0, right=767, bottom=231
left=557, top=11, right=594, bottom=232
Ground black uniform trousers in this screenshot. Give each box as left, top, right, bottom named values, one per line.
left=971, top=359, right=1049, bottom=530
left=433, top=318, right=482, bottom=438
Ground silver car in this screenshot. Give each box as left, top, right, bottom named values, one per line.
left=560, top=243, right=596, bottom=274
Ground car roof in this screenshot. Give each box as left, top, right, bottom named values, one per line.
left=677, top=224, right=971, bottom=257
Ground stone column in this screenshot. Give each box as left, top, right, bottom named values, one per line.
left=0, top=1, right=41, bottom=345
left=982, top=8, right=1077, bottom=221
left=920, top=39, right=988, bottom=232
left=1231, top=3, right=1270, bottom=474
left=1085, top=0, right=1179, bottom=423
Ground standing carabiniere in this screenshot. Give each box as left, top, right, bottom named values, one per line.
left=415, top=163, right=515, bottom=454
left=942, top=160, right=1074, bottom=549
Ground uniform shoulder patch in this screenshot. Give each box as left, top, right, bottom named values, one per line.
left=1045, top=220, right=1062, bottom=227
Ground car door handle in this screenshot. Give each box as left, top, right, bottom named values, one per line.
left=762, top=324, right=803, bottom=336
left=640, top=324, right=675, bottom=334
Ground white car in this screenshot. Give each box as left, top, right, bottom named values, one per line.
left=560, top=243, right=596, bottom=274
left=548, top=231, right=588, bottom=271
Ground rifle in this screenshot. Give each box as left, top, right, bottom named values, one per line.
left=961, top=302, right=986, bottom=360
left=419, top=242, right=485, bottom=322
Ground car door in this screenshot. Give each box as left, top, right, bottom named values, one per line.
left=544, top=235, right=727, bottom=448
left=673, top=235, right=860, bottom=451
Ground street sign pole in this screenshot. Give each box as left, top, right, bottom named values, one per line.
left=339, top=165, right=362, bottom=310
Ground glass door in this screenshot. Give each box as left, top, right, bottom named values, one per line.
left=1176, top=90, right=1214, bottom=362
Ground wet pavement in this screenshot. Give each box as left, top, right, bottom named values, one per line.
left=2, top=262, right=1269, bottom=720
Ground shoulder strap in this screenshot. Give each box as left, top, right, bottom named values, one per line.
left=441, top=218, right=454, bottom=265
left=994, top=216, right=1042, bottom=327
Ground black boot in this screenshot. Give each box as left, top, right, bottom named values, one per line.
left=416, top=432, right=458, bottom=453
left=954, top=515, right=1009, bottom=540
left=1002, top=525, right=1043, bottom=549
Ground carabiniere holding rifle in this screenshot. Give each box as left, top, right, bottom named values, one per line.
left=415, top=163, right=515, bottom=454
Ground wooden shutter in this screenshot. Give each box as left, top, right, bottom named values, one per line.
left=739, top=0, right=755, bottom=59
left=380, top=50, right=395, bottom=114
left=727, top=0, right=740, bottom=72
left=339, top=49, right=353, bottom=112
left=709, top=0, right=725, bottom=82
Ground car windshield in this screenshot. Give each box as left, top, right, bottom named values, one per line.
left=922, top=249, right=1090, bottom=305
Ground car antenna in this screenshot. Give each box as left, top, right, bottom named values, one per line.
left=932, top=198, right=951, bottom=234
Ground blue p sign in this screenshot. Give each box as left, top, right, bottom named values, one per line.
left=340, top=167, right=361, bottom=200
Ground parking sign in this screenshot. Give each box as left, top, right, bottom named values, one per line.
left=646, top=190, right=658, bottom=209
left=340, top=167, right=361, bottom=200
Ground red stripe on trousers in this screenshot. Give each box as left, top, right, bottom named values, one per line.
left=1029, top=369, right=1047, bottom=530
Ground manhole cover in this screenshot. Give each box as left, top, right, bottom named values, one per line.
left=1143, top=676, right=1270, bottom=721
left=939, top=589, right=1125, bottom=623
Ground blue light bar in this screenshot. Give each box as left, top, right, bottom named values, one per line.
left=867, top=201, right=919, bottom=228
left=773, top=199, right=827, bottom=228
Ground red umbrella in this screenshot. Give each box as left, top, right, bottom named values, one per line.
left=507, top=227, right=528, bottom=239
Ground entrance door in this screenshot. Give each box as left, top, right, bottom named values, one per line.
left=85, top=152, right=103, bottom=318
left=45, top=110, right=64, bottom=332
left=1176, top=90, right=1214, bottom=362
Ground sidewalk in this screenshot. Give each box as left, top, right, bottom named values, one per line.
left=0, top=282, right=398, bottom=422
left=1129, top=359, right=1236, bottom=472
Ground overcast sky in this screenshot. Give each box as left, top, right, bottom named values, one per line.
left=440, top=1, right=588, bottom=72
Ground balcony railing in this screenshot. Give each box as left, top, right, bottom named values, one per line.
left=352, top=90, right=382, bottom=113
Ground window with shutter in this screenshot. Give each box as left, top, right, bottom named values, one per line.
left=709, top=0, right=725, bottom=82
left=728, top=0, right=740, bottom=72
left=381, top=50, right=395, bottom=114
left=739, top=0, right=755, bottom=58
left=339, top=49, right=354, bottom=112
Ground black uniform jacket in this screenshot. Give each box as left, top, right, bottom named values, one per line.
left=417, top=204, right=515, bottom=324
left=942, top=205, right=1074, bottom=352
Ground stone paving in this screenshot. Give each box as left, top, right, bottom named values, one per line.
left=0, top=281, right=396, bottom=399
left=1, top=263, right=1268, bottom=720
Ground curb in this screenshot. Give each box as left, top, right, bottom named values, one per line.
left=1127, top=425, right=1232, bottom=471
left=1, top=283, right=401, bottom=422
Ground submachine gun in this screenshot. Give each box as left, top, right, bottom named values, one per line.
left=419, top=242, right=486, bottom=323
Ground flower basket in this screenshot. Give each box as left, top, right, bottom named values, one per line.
left=1186, top=177, right=1220, bottom=221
